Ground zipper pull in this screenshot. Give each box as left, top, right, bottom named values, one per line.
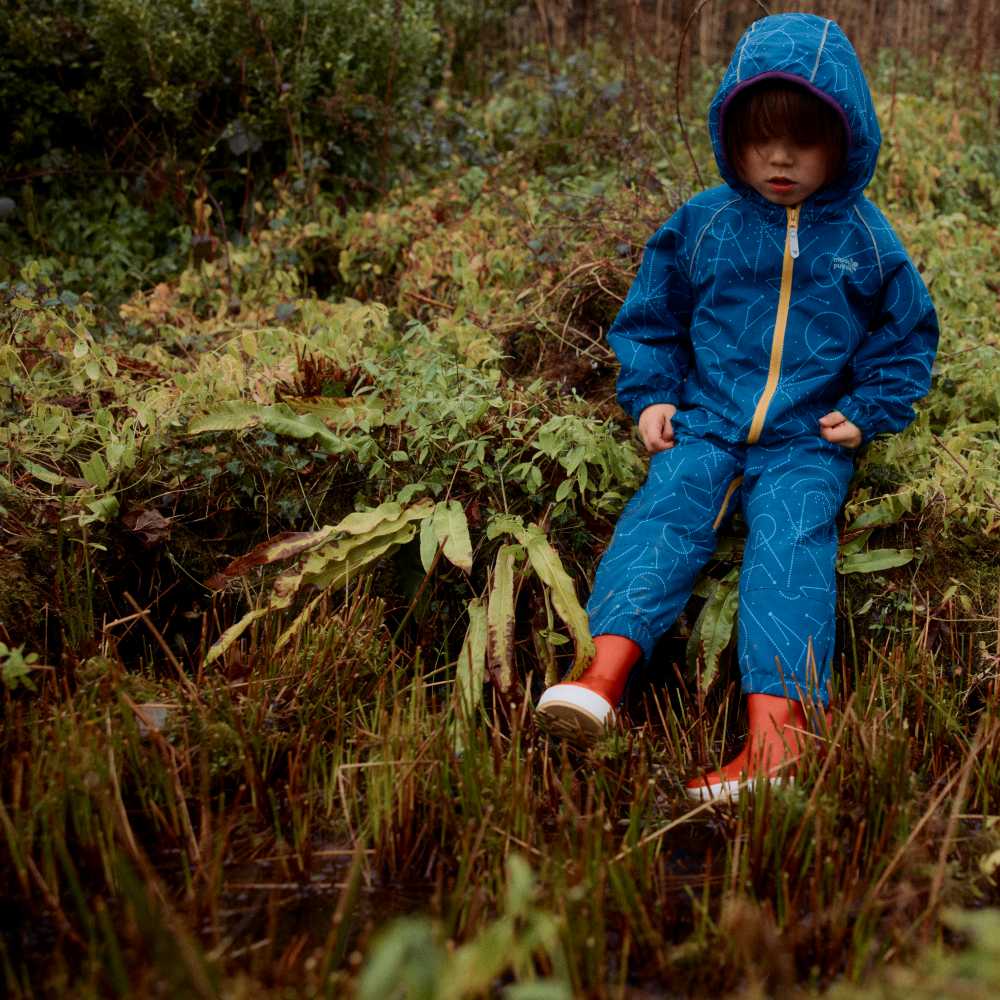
left=788, top=207, right=800, bottom=259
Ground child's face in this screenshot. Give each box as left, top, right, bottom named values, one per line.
left=737, top=136, right=831, bottom=206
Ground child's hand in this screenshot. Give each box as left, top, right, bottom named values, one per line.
left=638, top=403, right=678, bottom=453
left=819, top=411, right=862, bottom=448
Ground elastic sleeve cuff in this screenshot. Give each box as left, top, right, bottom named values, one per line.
left=624, top=392, right=680, bottom=424
left=833, top=396, right=876, bottom=445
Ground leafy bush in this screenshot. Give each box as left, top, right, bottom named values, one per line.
left=3, top=1, right=441, bottom=180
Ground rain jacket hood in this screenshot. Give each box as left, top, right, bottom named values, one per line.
left=605, top=12, right=938, bottom=449
left=708, top=13, right=881, bottom=214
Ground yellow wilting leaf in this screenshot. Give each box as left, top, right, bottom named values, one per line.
left=487, top=545, right=520, bottom=691
left=980, top=848, right=1000, bottom=879
left=489, top=515, right=594, bottom=672
left=335, top=501, right=431, bottom=537
left=205, top=502, right=432, bottom=664
left=455, top=598, right=487, bottom=722
left=273, top=521, right=421, bottom=601
left=274, top=591, right=327, bottom=652
left=204, top=603, right=287, bottom=666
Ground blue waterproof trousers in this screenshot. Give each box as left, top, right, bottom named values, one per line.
left=586, top=433, right=855, bottom=706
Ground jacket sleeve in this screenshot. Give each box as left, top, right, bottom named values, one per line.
left=607, top=212, right=695, bottom=424
left=834, top=254, right=939, bottom=445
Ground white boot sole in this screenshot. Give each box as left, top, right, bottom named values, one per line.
left=536, top=684, right=615, bottom=746
left=685, top=775, right=795, bottom=802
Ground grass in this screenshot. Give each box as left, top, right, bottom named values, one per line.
left=1, top=30, right=1000, bottom=999
left=2, top=590, right=998, bottom=996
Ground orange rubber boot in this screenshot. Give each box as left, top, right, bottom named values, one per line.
left=685, top=694, right=807, bottom=800
left=535, top=634, right=641, bottom=744
left=570, top=634, right=643, bottom=706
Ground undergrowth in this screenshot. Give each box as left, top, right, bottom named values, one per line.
left=1, top=32, right=999, bottom=1000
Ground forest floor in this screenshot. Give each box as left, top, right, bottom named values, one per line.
left=2, top=44, right=1000, bottom=998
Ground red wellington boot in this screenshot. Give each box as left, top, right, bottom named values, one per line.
left=535, top=635, right=641, bottom=745
left=685, top=694, right=808, bottom=801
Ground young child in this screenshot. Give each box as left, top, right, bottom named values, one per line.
left=536, top=13, right=938, bottom=799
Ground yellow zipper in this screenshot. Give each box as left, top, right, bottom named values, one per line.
left=712, top=475, right=744, bottom=530
left=747, top=204, right=799, bottom=444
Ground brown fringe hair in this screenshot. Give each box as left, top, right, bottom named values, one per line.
left=723, top=80, right=847, bottom=183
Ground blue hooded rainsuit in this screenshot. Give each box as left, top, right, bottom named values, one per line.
left=586, top=13, right=938, bottom=703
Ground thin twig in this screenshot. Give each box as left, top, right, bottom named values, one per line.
left=123, top=591, right=197, bottom=696
left=674, top=0, right=772, bottom=187
left=864, top=761, right=966, bottom=905
left=932, top=433, right=1000, bottom=512
left=203, top=187, right=237, bottom=303
left=612, top=796, right=722, bottom=863
left=923, top=718, right=989, bottom=919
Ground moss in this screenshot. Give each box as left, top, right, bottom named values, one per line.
left=0, top=546, right=49, bottom=646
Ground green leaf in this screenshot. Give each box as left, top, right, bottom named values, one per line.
left=106, top=435, right=128, bottom=471
left=686, top=567, right=739, bottom=690
left=432, top=500, right=473, bottom=574
left=555, top=478, right=574, bottom=502
left=187, top=400, right=263, bottom=434
left=80, top=451, right=111, bottom=489
left=190, top=401, right=349, bottom=451
left=21, top=460, right=65, bottom=486
left=488, top=545, right=519, bottom=690
left=504, top=983, right=573, bottom=1000
left=504, top=854, right=536, bottom=919
left=837, top=547, right=915, bottom=574
left=285, top=395, right=385, bottom=430
left=259, top=403, right=345, bottom=451
left=456, top=598, right=488, bottom=719
left=79, top=494, right=120, bottom=525
left=356, top=917, right=441, bottom=1000
left=419, top=514, right=438, bottom=573
left=846, top=490, right=914, bottom=530
left=397, top=481, right=427, bottom=504
left=489, top=515, right=594, bottom=671
left=1, top=644, right=39, bottom=692
left=838, top=528, right=874, bottom=557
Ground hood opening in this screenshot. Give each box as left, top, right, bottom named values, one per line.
left=718, top=72, right=853, bottom=193
left=708, top=14, right=882, bottom=208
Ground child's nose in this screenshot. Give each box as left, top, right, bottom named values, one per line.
left=768, top=141, right=795, bottom=165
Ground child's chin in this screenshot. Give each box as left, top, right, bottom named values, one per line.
left=759, top=187, right=797, bottom=204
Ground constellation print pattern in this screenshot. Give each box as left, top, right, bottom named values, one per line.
left=610, top=14, right=937, bottom=448
left=587, top=435, right=853, bottom=704
left=587, top=13, right=938, bottom=704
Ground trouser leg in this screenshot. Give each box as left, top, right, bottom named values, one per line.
left=737, top=437, right=855, bottom=707
left=587, top=437, right=741, bottom=661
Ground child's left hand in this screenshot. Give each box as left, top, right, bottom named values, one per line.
left=819, top=411, right=862, bottom=448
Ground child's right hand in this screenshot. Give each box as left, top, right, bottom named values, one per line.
left=638, top=403, right=677, bottom=453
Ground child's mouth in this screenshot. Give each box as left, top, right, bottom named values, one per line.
left=767, top=177, right=795, bottom=190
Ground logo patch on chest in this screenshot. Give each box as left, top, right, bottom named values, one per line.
left=832, top=256, right=859, bottom=274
